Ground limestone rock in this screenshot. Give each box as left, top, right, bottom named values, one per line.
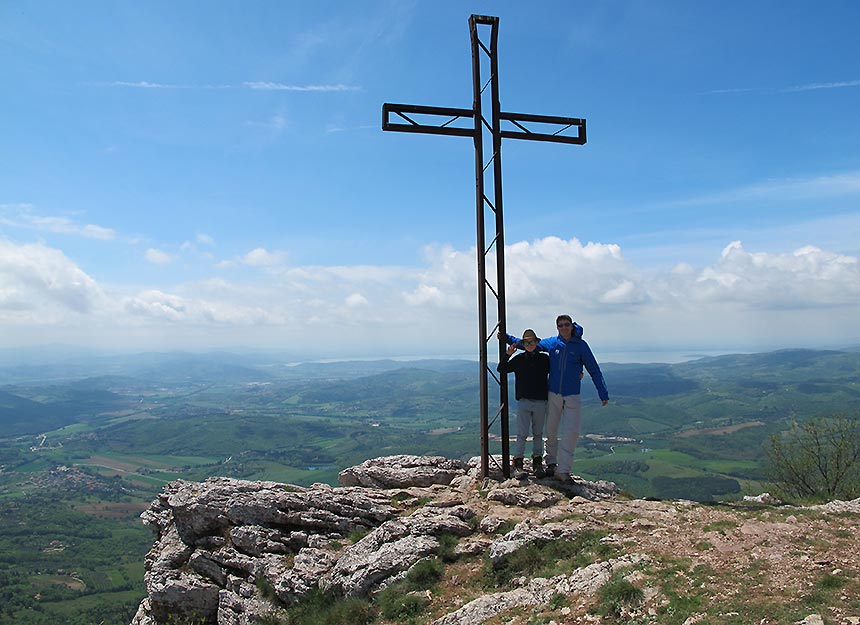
left=488, top=518, right=587, bottom=565
left=274, top=547, right=337, bottom=604
left=479, top=515, right=508, bottom=534
left=164, top=477, right=396, bottom=542
left=487, top=485, right=562, bottom=508
left=319, top=506, right=474, bottom=597
left=466, top=456, right=618, bottom=500
left=229, top=525, right=293, bottom=556
left=558, top=474, right=619, bottom=500
left=431, top=554, right=647, bottom=625
left=321, top=532, right=440, bottom=597
left=743, top=492, right=782, bottom=505
left=147, top=569, right=220, bottom=624
left=130, top=599, right=155, bottom=625
left=217, top=589, right=284, bottom=625
left=811, top=498, right=860, bottom=514
left=338, top=454, right=469, bottom=488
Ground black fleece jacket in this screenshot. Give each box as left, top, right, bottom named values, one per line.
left=496, top=350, right=550, bottom=401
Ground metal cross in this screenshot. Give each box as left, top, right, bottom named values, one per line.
left=382, top=14, right=587, bottom=479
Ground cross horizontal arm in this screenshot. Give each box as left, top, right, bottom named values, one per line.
left=499, top=111, right=586, bottom=145
left=382, top=102, right=476, bottom=138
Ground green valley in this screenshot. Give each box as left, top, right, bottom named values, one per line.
left=1, top=347, right=859, bottom=624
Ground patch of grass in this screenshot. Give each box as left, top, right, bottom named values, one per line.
left=348, top=526, right=371, bottom=544
left=256, top=576, right=279, bottom=603
left=641, top=558, right=709, bottom=625
left=164, top=616, right=210, bottom=625
left=279, top=588, right=374, bottom=625
left=483, top=529, right=615, bottom=588
left=406, top=557, right=444, bottom=588
left=596, top=575, right=644, bottom=619
left=817, top=572, right=845, bottom=591
left=701, top=519, right=738, bottom=534
left=375, top=589, right=429, bottom=622
left=548, top=592, right=569, bottom=610
left=437, top=533, right=460, bottom=563
left=373, top=557, right=444, bottom=624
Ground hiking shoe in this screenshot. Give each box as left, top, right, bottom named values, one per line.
left=555, top=473, right=574, bottom=484
left=544, top=463, right=557, bottom=477
left=512, top=457, right=527, bottom=479
left=532, top=456, right=545, bottom=478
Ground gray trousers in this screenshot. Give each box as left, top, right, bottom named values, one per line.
left=545, top=392, right=582, bottom=474
left=513, top=398, right=547, bottom=458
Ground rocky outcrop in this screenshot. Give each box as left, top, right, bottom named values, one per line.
left=130, top=456, right=622, bottom=624
left=130, top=456, right=860, bottom=625
left=337, top=454, right=469, bottom=488
left=319, top=504, right=474, bottom=597
left=431, top=554, right=649, bottom=625
left=487, top=517, right=588, bottom=564
left=135, top=476, right=398, bottom=624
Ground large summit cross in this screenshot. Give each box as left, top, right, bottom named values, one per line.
left=382, top=14, right=587, bottom=479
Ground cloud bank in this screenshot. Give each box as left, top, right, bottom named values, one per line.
left=1, top=236, right=858, bottom=358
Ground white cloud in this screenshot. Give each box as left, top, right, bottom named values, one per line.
left=0, top=205, right=116, bottom=240
left=0, top=239, right=109, bottom=317
left=1, top=236, right=858, bottom=357
left=704, top=79, right=860, bottom=95
left=196, top=233, right=215, bottom=246
left=242, top=82, right=358, bottom=92
left=687, top=241, right=860, bottom=309
left=672, top=171, right=860, bottom=207
left=781, top=79, right=860, bottom=93
left=345, top=293, right=369, bottom=307
left=145, top=248, right=173, bottom=265
left=124, top=289, right=187, bottom=321
left=217, top=247, right=287, bottom=269
left=236, top=247, right=288, bottom=268
left=93, top=81, right=359, bottom=92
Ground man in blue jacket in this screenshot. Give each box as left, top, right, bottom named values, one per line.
left=505, top=314, right=609, bottom=483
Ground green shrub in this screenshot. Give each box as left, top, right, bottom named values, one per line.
left=371, top=557, right=444, bottom=624
left=548, top=592, right=569, bottom=610
left=436, top=533, right=460, bottom=563
left=765, top=414, right=860, bottom=502
left=406, top=557, right=444, bottom=588
left=376, top=589, right=429, bottom=622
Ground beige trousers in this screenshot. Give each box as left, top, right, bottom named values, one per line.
left=545, top=392, right=582, bottom=474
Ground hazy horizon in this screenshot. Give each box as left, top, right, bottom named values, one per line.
left=2, top=341, right=857, bottom=368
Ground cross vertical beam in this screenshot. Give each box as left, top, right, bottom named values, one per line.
left=470, top=15, right=510, bottom=480
left=382, top=14, right=587, bottom=480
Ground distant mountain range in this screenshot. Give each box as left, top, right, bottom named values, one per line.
left=2, top=347, right=858, bottom=439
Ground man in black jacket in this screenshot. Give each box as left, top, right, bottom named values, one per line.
left=497, top=328, right=550, bottom=478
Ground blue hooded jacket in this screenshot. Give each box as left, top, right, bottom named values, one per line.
left=506, top=322, right=609, bottom=401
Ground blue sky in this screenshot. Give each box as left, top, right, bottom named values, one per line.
left=1, top=1, right=859, bottom=361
